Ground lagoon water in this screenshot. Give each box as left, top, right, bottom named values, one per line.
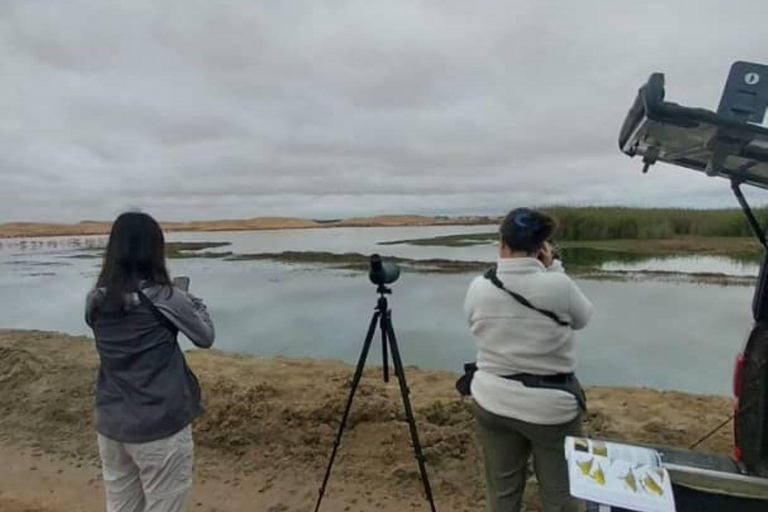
left=0, top=226, right=757, bottom=395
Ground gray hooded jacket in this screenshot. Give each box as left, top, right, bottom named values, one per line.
left=85, top=284, right=215, bottom=443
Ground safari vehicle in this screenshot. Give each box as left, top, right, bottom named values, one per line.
left=602, top=61, right=768, bottom=511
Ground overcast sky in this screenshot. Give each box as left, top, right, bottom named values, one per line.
left=1, top=1, right=767, bottom=222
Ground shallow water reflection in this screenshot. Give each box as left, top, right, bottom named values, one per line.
left=0, top=227, right=758, bottom=395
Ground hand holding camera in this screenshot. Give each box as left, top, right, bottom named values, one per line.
left=537, top=242, right=561, bottom=268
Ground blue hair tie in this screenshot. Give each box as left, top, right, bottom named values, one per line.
left=512, top=208, right=538, bottom=231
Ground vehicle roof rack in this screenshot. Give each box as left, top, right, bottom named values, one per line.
left=620, top=61, right=768, bottom=250
left=620, top=61, right=768, bottom=187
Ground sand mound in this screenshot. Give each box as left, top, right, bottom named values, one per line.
left=0, top=330, right=733, bottom=512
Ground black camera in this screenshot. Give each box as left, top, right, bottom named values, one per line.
left=369, top=254, right=400, bottom=285
left=551, top=242, right=562, bottom=261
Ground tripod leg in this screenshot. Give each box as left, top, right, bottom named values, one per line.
left=382, top=312, right=438, bottom=512
left=314, top=311, right=380, bottom=512
left=381, top=311, right=389, bottom=383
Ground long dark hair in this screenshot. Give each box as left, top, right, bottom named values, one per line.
left=97, top=212, right=171, bottom=312
left=500, top=208, right=557, bottom=254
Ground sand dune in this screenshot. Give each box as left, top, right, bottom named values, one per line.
left=0, top=216, right=499, bottom=238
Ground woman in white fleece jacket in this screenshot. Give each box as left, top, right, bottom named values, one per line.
left=465, top=208, right=593, bottom=512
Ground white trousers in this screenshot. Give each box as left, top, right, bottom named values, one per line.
left=97, top=425, right=194, bottom=512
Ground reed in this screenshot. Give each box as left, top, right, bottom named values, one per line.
left=540, top=207, right=768, bottom=241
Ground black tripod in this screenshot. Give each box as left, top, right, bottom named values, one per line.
left=314, top=283, right=438, bottom=512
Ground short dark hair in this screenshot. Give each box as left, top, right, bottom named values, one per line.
left=96, top=212, right=171, bottom=312
left=500, top=208, right=557, bottom=253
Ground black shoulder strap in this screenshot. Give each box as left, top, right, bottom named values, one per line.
left=483, top=266, right=570, bottom=327
left=137, top=290, right=179, bottom=337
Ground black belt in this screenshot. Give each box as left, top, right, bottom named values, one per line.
left=503, top=372, right=573, bottom=385
left=502, top=371, right=587, bottom=412
left=456, top=363, right=587, bottom=412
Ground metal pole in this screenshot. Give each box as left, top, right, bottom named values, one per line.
left=732, top=179, right=768, bottom=248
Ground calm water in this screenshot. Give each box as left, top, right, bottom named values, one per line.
left=601, top=255, right=759, bottom=276
left=0, top=226, right=758, bottom=395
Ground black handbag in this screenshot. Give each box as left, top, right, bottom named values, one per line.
left=455, top=363, right=478, bottom=396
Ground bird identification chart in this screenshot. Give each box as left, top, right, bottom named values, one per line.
left=565, top=437, right=676, bottom=512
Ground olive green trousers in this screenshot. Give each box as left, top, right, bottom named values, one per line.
left=473, top=402, right=584, bottom=512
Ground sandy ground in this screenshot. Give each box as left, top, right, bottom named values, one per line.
left=0, top=216, right=497, bottom=238
left=0, top=330, right=733, bottom=512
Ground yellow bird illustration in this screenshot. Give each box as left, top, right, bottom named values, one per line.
left=591, top=464, right=606, bottom=485
left=624, top=470, right=637, bottom=491
left=577, top=458, right=593, bottom=475
left=643, top=474, right=664, bottom=496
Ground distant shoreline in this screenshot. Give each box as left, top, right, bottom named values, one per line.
left=5, top=205, right=765, bottom=240
left=0, top=215, right=500, bottom=239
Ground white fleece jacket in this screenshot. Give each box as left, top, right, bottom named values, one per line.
left=464, top=257, right=593, bottom=424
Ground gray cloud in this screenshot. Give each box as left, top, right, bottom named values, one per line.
left=1, top=0, right=767, bottom=222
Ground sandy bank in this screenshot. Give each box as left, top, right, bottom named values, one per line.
left=0, top=330, right=733, bottom=512
left=0, top=216, right=498, bottom=239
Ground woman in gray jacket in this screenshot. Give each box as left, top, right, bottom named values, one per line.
left=85, top=211, right=215, bottom=512
left=464, top=208, right=593, bottom=512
